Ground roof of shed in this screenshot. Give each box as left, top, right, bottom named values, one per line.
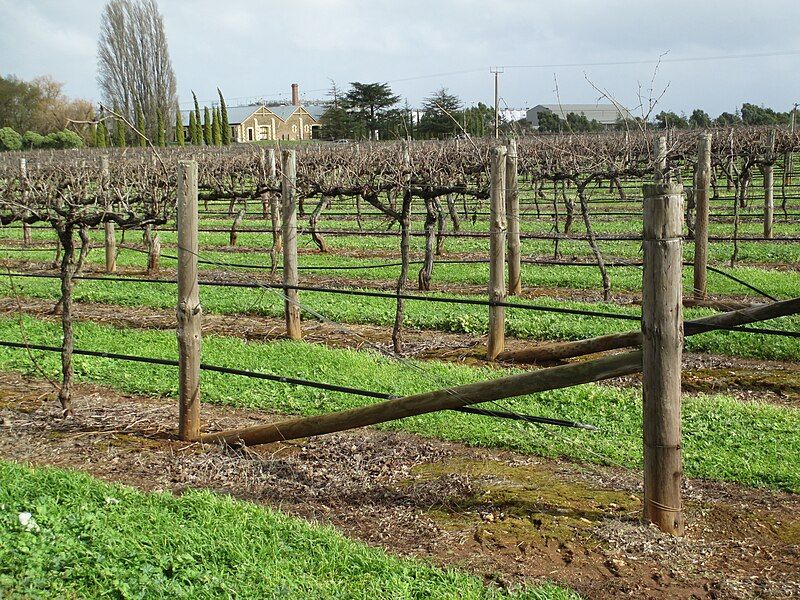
left=527, top=104, right=633, bottom=122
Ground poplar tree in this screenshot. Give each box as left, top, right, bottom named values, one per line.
left=212, top=107, right=222, bottom=146
left=203, top=106, right=211, bottom=145
left=135, top=104, right=146, bottom=146
left=175, top=110, right=185, bottom=146
left=156, top=109, right=166, bottom=146
left=218, top=88, right=231, bottom=144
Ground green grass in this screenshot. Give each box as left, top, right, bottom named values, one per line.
left=2, top=274, right=798, bottom=362
left=0, top=315, right=797, bottom=491
left=0, top=461, right=575, bottom=599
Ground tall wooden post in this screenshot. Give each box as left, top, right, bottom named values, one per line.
left=268, top=148, right=282, bottom=252
left=763, top=129, right=776, bottom=239
left=487, top=145, right=507, bottom=360
left=176, top=160, right=201, bottom=441
left=693, top=134, right=711, bottom=300
left=282, top=149, right=301, bottom=340
left=100, top=156, right=116, bottom=273
left=505, top=139, right=521, bottom=295
left=19, top=159, right=31, bottom=246
left=654, top=136, right=668, bottom=183
left=642, top=181, right=685, bottom=536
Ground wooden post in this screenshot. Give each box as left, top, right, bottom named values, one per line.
left=281, top=149, right=301, bottom=340
left=176, top=160, right=201, bottom=441
left=763, top=130, right=775, bottom=239
left=496, top=295, right=800, bottom=364
left=19, top=159, right=31, bottom=246
left=642, top=181, right=685, bottom=536
left=202, top=349, right=643, bottom=447
left=654, top=136, right=668, bottom=183
left=487, top=145, right=507, bottom=360
left=693, top=134, right=711, bottom=300
left=268, top=148, right=282, bottom=251
left=505, top=139, right=521, bottom=295
left=100, top=156, right=116, bottom=273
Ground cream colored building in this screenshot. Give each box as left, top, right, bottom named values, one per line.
left=182, top=102, right=324, bottom=142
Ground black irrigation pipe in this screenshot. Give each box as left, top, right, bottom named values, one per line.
left=8, top=271, right=800, bottom=337
left=5, top=271, right=644, bottom=321
left=0, top=339, right=595, bottom=430
left=117, top=246, right=781, bottom=301
left=0, top=243, right=782, bottom=301
left=5, top=225, right=800, bottom=243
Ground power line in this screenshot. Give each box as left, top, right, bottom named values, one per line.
left=178, top=49, right=800, bottom=108
left=503, top=49, right=800, bottom=70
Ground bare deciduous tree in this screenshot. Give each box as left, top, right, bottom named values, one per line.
left=97, top=0, right=177, bottom=141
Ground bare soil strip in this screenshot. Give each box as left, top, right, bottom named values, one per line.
left=0, top=373, right=797, bottom=600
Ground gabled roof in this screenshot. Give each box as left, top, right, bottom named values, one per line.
left=180, top=103, right=324, bottom=126
left=304, top=105, right=326, bottom=120
left=268, top=105, right=298, bottom=121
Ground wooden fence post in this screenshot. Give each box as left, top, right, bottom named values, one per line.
left=487, top=145, right=507, bottom=360
left=282, top=149, right=301, bottom=340
left=763, top=130, right=775, bottom=239
left=268, top=148, right=282, bottom=253
left=100, top=156, right=116, bottom=273
left=505, top=139, right=521, bottom=295
left=19, top=159, right=31, bottom=246
left=642, top=180, right=685, bottom=536
left=654, top=136, right=668, bottom=183
left=177, top=160, right=201, bottom=441
left=693, top=133, right=711, bottom=300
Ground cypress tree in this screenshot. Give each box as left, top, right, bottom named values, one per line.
left=212, top=107, right=222, bottom=146
left=203, top=107, right=212, bottom=145
left=192, top=91, right=202, bottom=142
left=176, top=110, right=185, bottom=146
left=188, top=111, right=197, bottom=145
left=97, top=122, right=109, bottom=148
left=114, top=119, right=126, bottom=148
left=218, top=88, right=231, bottom=144
left=156, top=110, right=166, bottom=147
left=90, top=124, right=98, bottom=147
left=135, top=104, right=146, bottom=147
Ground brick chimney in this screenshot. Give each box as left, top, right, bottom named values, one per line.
left=291, top=83, right=299, bottom=106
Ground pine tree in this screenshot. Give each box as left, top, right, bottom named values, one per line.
left=114, top=119, right=126, bottom=148
left=203, top=107, right=212, bottom=145
left=97, top=122, right=109, bottom=148
left=156, top=110, right=166, bottom=146
left=175, top=110, right=185, bottom=146
left=135, top=104, right=146, bottom=147
left=218, top=88, right=231, bottom=144
left=192, top=91, right=202, bottom=142
left=212, top=107, right=222, bottom=146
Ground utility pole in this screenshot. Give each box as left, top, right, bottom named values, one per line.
left=491, top=67, right=504, bottom=139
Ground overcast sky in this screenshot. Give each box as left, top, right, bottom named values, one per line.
left=2, top=0, right=799, bottom=117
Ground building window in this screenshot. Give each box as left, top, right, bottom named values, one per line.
left=259, top=126, right=269, bottom=139
left=291, top=124, right=297, bottom=133
left=247, top=128, right=254, bottom=141
left=304, top=125, right=310, bottom=133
